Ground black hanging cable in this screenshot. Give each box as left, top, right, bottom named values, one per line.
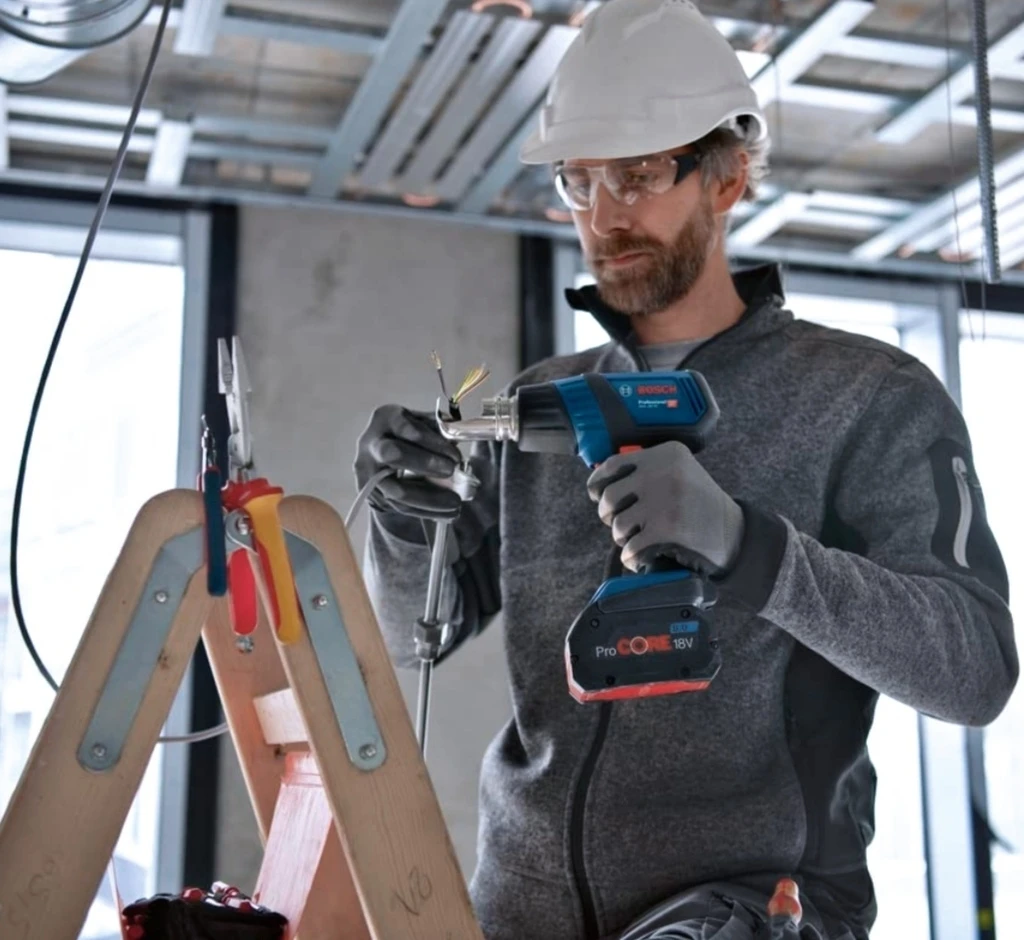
left=8, top=0, right=175, bottom=693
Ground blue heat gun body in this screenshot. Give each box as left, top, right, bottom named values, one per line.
left=437, top=369, right=723, bottom=703
left=519, top=372, right=721, bottom=702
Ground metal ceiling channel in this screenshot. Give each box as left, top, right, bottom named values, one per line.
left=219, top=12, right=382, bottom=56
left=174, top=0, right=226, bottom=57
left=191, top=116, right=333, bottom=149
left=307, top=0, right=451, bottom=198
left=3, top=157, right=1024, bottom=282
left=779, top=82, right=895, bottom=114
left=750, top=0, right=874, bottom=106
left=911, top=175, right=1024, bottom=254
left=5, top=119, right=154, bottom=153
left=730, top=192, right=813, bottom=248
left=808, top=191, right=915, bottom=217
left=831, top=32, right=958, bottom=70
left=952, top=198, right=1024, bottom=258
left=5, top=94, right=162, bottom=129
left=188, top=141, right=322, bottom=170
left=142, top=5, right=383, bottom=55
left=458, top=106, right=541, bottom=214
left=435, top=25, right=577, bottom=205
left=147, top=120, right=193, bottom=187
left=358, top=11, right=492, bottom=191
left=0, top=85, right=7, bottom=171
left=999, top=225, right=1024, bottom=268
left=853, top=147, right=1024, bottom=261
left=876, top=16, right=1024, bottom=145
left=796, top=208, right=886, bottom=233
left=398, top=16, right=541, bottom=194
left=718, top=0, right=875, bottom=249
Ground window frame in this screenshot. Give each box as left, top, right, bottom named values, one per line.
left=0, top=192, right=210, bottom=901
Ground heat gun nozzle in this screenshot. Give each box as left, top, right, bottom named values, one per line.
left=435, top=395, right=518, bottom=442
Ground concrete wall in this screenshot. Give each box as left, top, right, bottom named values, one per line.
left=215, top=205, right=518, bottom=888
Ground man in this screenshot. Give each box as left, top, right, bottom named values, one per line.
left=355, top=1, right=1018, bottom=938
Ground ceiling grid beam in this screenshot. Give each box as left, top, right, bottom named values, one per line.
left=875, top=17, right=1024, bottom=145
left=729, top=192, right=813, bottom=247
left=4, top=160, right=1024, bottom=280
left=750, top=0, right=874, bottom=107
left=911, top=175, right=1024, bottom=254
left=3, top=0, right=1024, bottom=278
left=146, top=119, right=193, bottom=187
left=0, top=85, right=8, bottom=172
left=458, top=107, right=542, bottom=214
left=174, top=0, right=227, bottom=57
left=435, top=25, right=577, bottom=205
left=144, top=5, right=382, bottom=55
left=307, top=0, right=451, bottom=198
left=852, top=148, right=1024, bottom=261
left=219, top=14, right=382, bottom=56
left=398, top=16, right=541, bottom=193
left=358, top=11, right=492, bottom=190
left=729, top=0, right=874, bottom=246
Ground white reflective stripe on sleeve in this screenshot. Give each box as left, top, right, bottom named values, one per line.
left=951, top=456, right=973, bottom=569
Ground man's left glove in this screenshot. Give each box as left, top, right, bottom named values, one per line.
left=587, top=440, right=745, bottom=577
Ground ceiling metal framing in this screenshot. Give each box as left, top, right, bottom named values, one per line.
left=0, top=0, right=1023, bottom=283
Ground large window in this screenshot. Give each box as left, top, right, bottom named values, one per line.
left=958, top=311, right=1024, bottom=933
left=0, top=198, right=207, bottom=937
left=787, top=290, right=929, bottom=940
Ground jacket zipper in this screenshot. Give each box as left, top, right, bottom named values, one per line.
left=571, top=701, right=612, bottom=939
left=569, top=329, right=729, bottom=937
left=567, top=340, right=651, bottom=940
left=952, top=456, right=973, bottom=568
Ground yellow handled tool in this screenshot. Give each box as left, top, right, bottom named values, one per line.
left=244, top=487, right=303, bottom=644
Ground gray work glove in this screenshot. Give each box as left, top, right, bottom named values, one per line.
left=354, top=404, right=463, bottom=520
left=587, top=440, right=745, bottom=577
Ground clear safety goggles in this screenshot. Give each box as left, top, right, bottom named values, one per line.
left=553, top=151, right=701, bottom=211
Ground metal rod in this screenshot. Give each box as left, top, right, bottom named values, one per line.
left=972, top=0, right=1000, bottom=283
left=416, top=660, right=434, bottom=757
left=416, top=520, right=452, bottom=756
left=424, top=521, right=451, bottom=624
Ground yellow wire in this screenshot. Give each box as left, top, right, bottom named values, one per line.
left=453, top=364, right=489, bottom=403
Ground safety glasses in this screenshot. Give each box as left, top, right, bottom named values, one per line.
left=553, top=152, right=701, bottom=211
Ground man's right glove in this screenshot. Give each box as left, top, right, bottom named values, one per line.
left=354, top=404, right=464, bottom=521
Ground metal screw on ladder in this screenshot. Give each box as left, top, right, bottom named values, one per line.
left=91, top=743, right=107, bottom=760
left=312, top=594, right=328, bottom=610
left=153, top=590, right=169, bottom=604
left=359, top=743, right=377, bottom=761
left=236, top=636, right=254, bottom=654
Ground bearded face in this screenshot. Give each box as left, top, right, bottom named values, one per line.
left=585, top=189, right=718, bottom=316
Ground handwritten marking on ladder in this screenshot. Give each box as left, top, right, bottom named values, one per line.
left=2, top=857, right=60, bottom=937
left=391, top=866, right=433, bottom=916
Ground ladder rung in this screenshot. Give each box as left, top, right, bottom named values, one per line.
left=254, top=688, right=308, bottom=745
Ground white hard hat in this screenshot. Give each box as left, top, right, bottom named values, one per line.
left=520, top=0, right=768, bottom=165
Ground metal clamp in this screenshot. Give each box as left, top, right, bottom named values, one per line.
left=78, top=526, right=205, bottom=773
left=78, top=517, right=387, bottom=775
left=287, top=531, right=387, bottom=772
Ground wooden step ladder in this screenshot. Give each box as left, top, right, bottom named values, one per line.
left=0, top=488, right=484, bottom=940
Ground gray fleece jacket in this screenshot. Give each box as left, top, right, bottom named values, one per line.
left=362, top=264, right=1018, bottom=940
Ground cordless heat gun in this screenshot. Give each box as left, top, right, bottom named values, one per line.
left=437, top=371, right=722, bottom=703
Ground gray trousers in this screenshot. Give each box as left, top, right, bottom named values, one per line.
left=614, top=883, right=826, bottom=940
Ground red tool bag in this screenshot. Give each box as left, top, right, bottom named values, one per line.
left=121, top=884, right=287, bottom=940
